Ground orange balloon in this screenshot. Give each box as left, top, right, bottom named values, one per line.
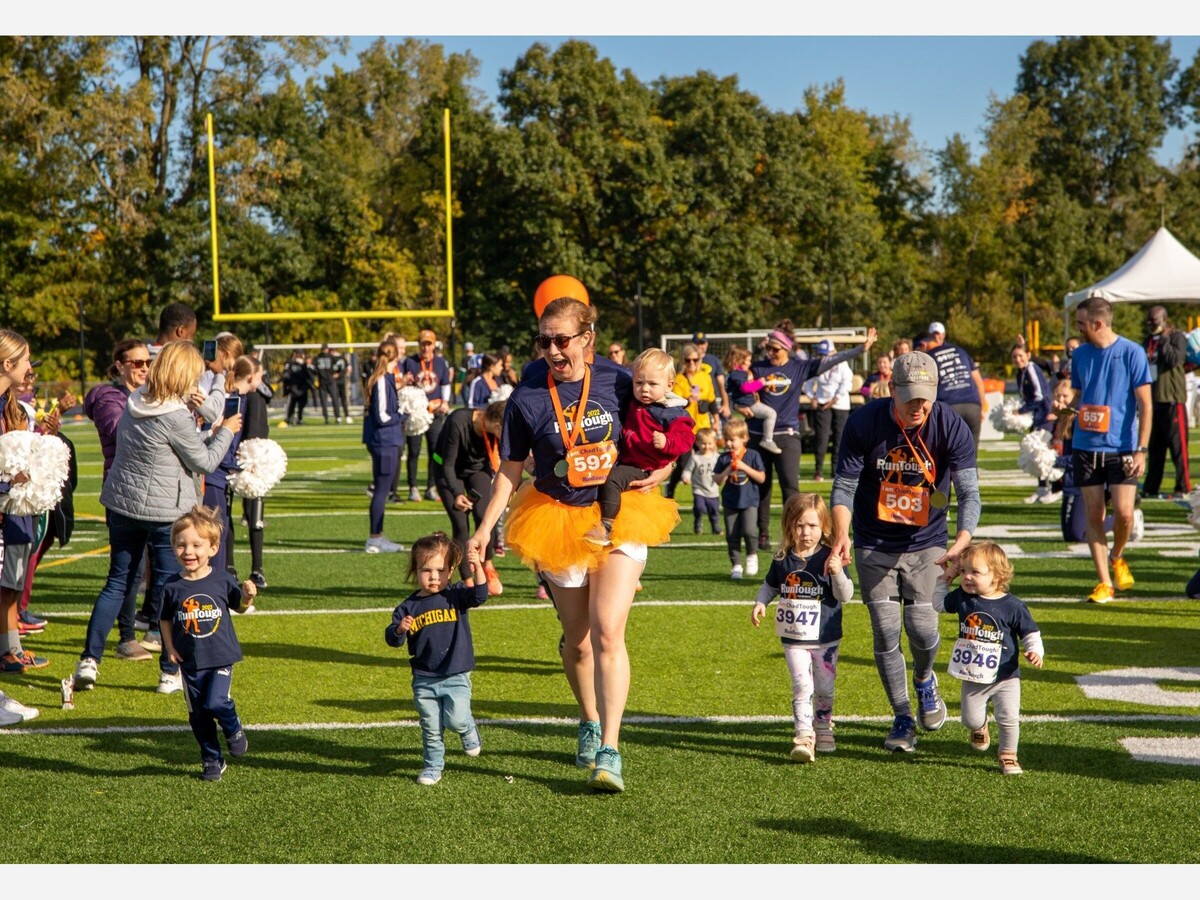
left=533, top=275, right=590, bottom=319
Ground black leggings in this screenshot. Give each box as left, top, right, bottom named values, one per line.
left=751, top=431, right=802, bottom=537
left=724, top=508, right=759, bottom=565
left=437, top=472, right=496, bottom=578
left=406, top=414, right=446, bottom=490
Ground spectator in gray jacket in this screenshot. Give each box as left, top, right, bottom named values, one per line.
left=74, top=341, right=241, bottom=695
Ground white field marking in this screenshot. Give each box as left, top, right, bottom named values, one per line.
left=1120, top=737, right=1200, bottom=765
left=4, top=711, right=1200, bottom=739
left=1076, top=667, right=1200, bottom=707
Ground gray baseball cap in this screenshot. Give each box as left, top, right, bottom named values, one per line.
left=891, top=351, right=939, bottom=402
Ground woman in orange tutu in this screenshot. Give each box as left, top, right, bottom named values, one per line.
left=468, top=296, right=674, bottom=793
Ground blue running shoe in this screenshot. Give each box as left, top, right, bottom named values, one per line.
left=883, top=714, right=917, bottom=752
left=587, top=744, right=624, bottom=793
left=576, top=720, right=602, bottom=768
left=416, top=767, right=443, bottom=786
left=914, top=673, right=947, bottom=731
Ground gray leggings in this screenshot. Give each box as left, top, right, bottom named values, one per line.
left=961, top=677, right=1022, bottom=753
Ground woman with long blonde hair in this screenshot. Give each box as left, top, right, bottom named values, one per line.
left=74, top=340, right=243, bottom=695
left=0, top=330, right=43, bottom=690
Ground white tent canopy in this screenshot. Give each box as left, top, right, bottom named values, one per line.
left=1063, top=227, right=1200, bottom=309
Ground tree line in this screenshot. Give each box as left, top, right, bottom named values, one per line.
left=3, top=35, right=1200, bottom=383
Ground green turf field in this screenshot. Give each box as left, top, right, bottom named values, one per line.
left=3, top=417, right=1199, bottom=864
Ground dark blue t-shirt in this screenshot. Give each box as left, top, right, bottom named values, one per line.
left=716, top=448, right=765, bottom=510
left=748, top=347, right=863, bottom=434
left=160, top=569, right=245, bottom=672
left=930, top=343, right=980, bottom=405
left=385, top=582, right=488, bottom=678
left=942, top=588, right=1040, bottom=681
left=402, top=354, right=453, bottom=404
left=727, top=369, right=758, bottom=410
left=835, top=398, right=977, bottom=553
left=501, top=361, right=632, bottom=506
left=763, top=545, right=843, bottom=645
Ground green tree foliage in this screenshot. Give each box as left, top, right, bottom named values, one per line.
left=3, top=35, right=1199, bottom=378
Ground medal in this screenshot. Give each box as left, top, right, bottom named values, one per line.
left=930, top=490, right=948, bottom=509
left=549, top=368, right=592, bottom=483
left=554, top=459, right=569, bottom=478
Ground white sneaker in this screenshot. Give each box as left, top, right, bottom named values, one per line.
left=157, top=671, right=183, bottom=694
left=344, top=416, right=353, bottom=425
left=730, top=564, right=744, bottom=580
left=745, top=554, right=759, bottom=577
left=1023, top=488, right=1047, bottom=504
left=408, top=487, right=422, bottom=502
left=365, top=536, right=404, bottom=554
left=1131, top=508, right=1145, bottom=542
left=0, top=693, right=40, bottom=722
left=1037, top=488, right=1061, bottom=503
left=0, top=705, right=21, bottom=727
left=74, top=657, right=99, bottom=690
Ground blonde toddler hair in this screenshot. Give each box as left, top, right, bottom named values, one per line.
left=633, top=348, right=675, bottom=382
left=957, top=540, right=1015, bottom=594
left=171, top=505, right=223, bottom=546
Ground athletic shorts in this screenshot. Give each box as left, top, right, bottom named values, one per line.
left=1, top=542, right=33, bottom=591
left=854, top=545, right=943, bottom=605
left=1073, top=450, right=1138, bottom=488
left=539, top=543, right=648, bottom=589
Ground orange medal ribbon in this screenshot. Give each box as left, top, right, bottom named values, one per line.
left=548, top=366, right=592, bottom=454
left=482, top=430, right=500, bottom=472
left=892, top=407, right=936, bottom=487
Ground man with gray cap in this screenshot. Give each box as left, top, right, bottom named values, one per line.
left=926, top=321, right=987, bottom=449
left=830, top=350, right=980, bottom=752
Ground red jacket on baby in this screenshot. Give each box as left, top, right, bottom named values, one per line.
left=619, top=397, right=696, bottom=471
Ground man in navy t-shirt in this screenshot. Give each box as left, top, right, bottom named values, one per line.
left=926, top=321, right=987, bottom=450
left=1068, top=296, right=1152, bottom=604
left=830, top=351, right=980, bottom=753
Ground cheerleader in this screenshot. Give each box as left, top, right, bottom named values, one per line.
left=364, top=341, right=404, bottom=553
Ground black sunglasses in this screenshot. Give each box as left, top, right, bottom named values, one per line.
left=122, top=358, right=150, bottom=369
left=683, top=357, right=699, bottom=362
left=535, top=331, right=586, bottom=351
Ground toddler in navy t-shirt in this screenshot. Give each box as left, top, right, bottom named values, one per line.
left=386, top=532, right=488, bottom=786
left=160, top=506, right=258, bottom=782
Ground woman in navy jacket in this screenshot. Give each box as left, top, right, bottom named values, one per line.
left=364, top=340, right=404, bottom=553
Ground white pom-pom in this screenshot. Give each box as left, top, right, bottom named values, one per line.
left=399, top=386, right=434, bottom=436
left=489, top=384, right=513, bottom=403
left=227, top=438, right=288, bottom=499
left=1017, top=430, right=1064, bottom=482
left=0, top=431, right=71, bottom=515
left=1188, top=490, right=1200, bottom=531
left=989, top=397, right=1033, bottom=434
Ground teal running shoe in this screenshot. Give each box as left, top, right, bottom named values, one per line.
left=587, top=744, right=624, bottom=793
left=576, top=720, right=601, bottom=768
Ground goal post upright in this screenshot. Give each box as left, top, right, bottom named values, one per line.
left=207, top=109, right=457, bottom=337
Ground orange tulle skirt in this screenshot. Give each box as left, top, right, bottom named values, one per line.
left=504, top=482, right=680, bottom=575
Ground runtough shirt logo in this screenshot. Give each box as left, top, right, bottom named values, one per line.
left=175, top=593, right=223, bottom=639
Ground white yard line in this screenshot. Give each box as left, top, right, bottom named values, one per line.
left=3, top=710, right=1197, bottom=738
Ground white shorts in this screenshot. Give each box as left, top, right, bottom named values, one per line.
left=539, top=543, right=648, bottom=588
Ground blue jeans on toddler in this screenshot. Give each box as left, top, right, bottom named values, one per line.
left=183, top=665, right=242, bottom=762
left=412, top=672, right=476, bottom=770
